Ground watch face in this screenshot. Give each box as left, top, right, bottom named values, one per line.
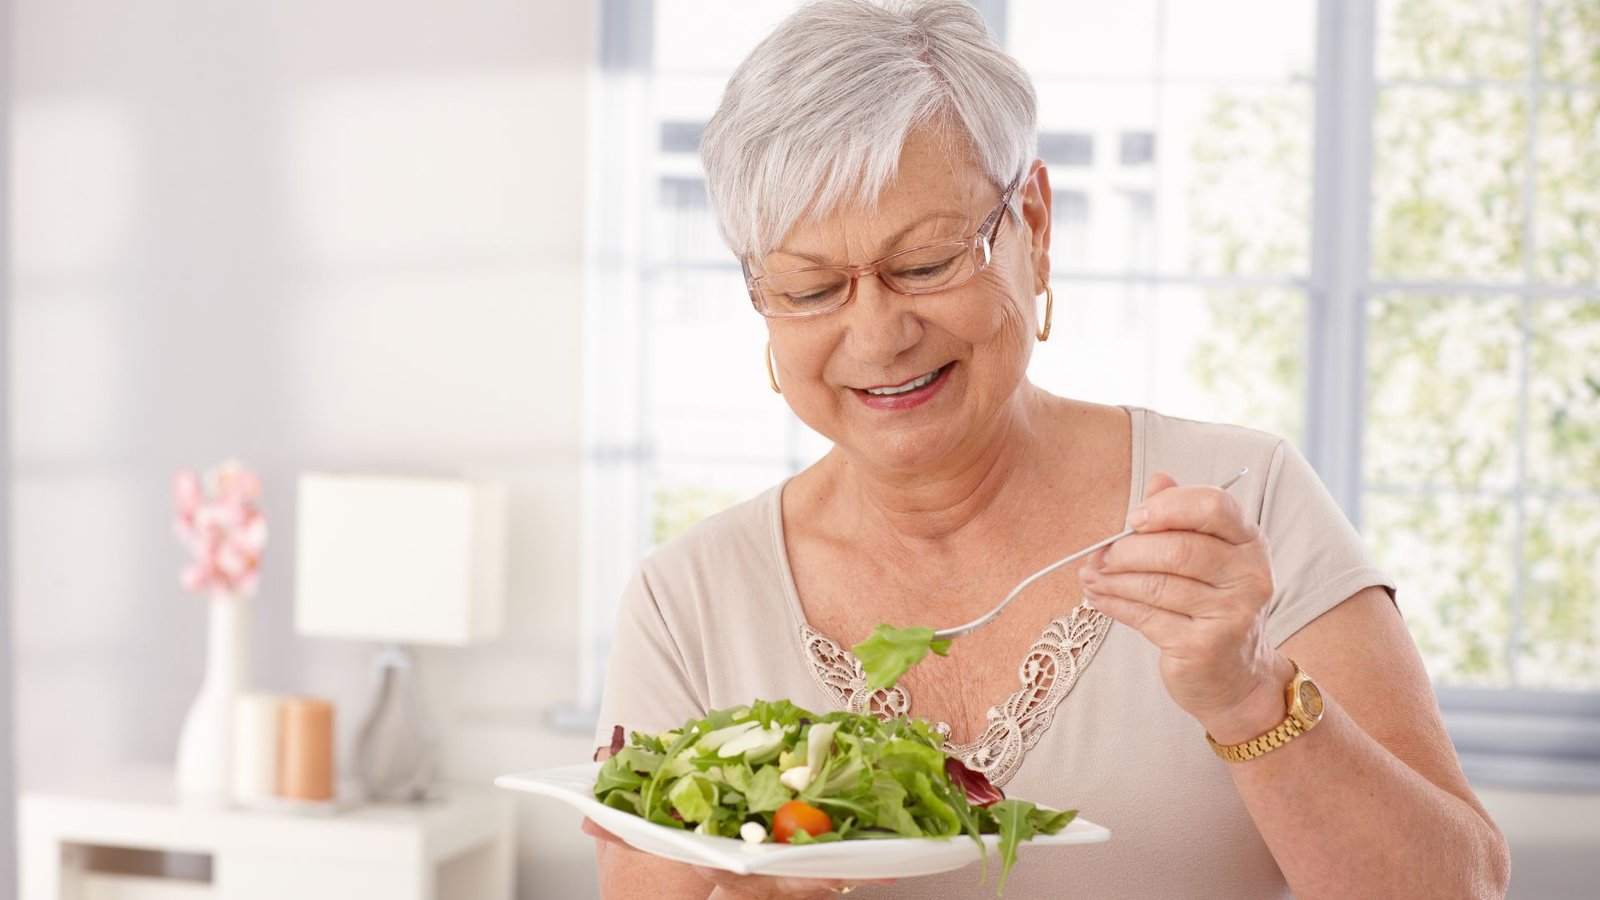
left=1299, top=680, right=1324, bottom=718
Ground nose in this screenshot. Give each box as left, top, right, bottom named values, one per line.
left=843, top=270, right=922, bottom=368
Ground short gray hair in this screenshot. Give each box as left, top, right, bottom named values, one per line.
left=700, top=0, right=1037, bottom=258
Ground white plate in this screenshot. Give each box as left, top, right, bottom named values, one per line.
left=496, top=762, right=1111, bottom=880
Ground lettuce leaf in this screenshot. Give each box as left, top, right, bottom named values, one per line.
left=742, top=763, right=791, bottom=813
left=850, top=624, right=952, bottom=691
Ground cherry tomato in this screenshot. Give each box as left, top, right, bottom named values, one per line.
left=771, top=800, right=832, bottom=843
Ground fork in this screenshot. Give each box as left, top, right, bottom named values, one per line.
left=929, top=468, right=1250, bottom=642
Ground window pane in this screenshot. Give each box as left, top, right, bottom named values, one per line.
left=1377, top=0, right=1530, bottom=82
left=653, top=176, right=726, bottom=265
left=1054, top=190, right=1091, bottom=269
left=1174, top=85, right=1311, bottom=276
left=1365, top=295, right=1521, bottom=489
left=1372, top=87, right=1527, bottom=281
left=649, top=460, right=795, bottom=545
left=1541, top=0, right=1600, bottom=84
left=1534, top=90, right=1600, bottom=285
left=1520, top=497, right=1600, bottom=690
left=641, top=269, right=803, bottom=463
left=1008, top=0, right=1158, bottom=79
left=1162, top=0, right=1315, bottom=80
left=660, top=121, right=705, bottom=154
left=1028, top=284, right=1305, bottom=441
left=1119, top=131, right=1156, bottom=165
left=1365, top=491, right=1514, bottom=687
left=1036, top=83, right=1156, bottom=272
left=1041, top=84, right=1310, bottom=276
left=1039, top=131, right=1097, bottom=167
left=654, top=0, right=799, bottom=72
left=1528, top=299, right=1600, bottom=490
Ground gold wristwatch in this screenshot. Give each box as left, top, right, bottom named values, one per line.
left=1206, top=659, right=1324, bottom=763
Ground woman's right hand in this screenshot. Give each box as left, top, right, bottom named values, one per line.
left=584, top=817, right=893, bottom=899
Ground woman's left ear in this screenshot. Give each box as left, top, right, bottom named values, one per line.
left=1021, top=160, right=1052, bottom=286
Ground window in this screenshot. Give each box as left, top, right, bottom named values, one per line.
left=1038, top=131, right=1096, bottom=166
left=1119, top=131, right=1156, bottom=166
left=580, top=0, right=1600, bottom=786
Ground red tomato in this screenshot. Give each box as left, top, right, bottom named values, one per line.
left=771, top=800, right=832, bottom=843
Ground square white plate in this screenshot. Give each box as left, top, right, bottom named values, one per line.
left=496, top=762, right=1110, bottom=880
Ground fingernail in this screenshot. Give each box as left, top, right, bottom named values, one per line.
left=1129, top=506, right=1149, bottom=529
left=1079, top=565, right=1099, bottom=583
left=1092, top=547, right=1109, bottom=567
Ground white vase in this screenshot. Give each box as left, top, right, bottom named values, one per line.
left=175, top=591, right=248, bottom=804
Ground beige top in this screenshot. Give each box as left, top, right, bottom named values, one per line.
left=597, top=408, right=1394, bottom=899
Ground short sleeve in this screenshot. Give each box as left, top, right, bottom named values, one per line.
left=1259, top=440, right=1396, bottom=647
left=593, top=564, right=707, bottom=751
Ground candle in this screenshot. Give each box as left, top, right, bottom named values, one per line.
left=277, top=696, right=335, bottom=802
left=232, top=693, right=282, bottom=803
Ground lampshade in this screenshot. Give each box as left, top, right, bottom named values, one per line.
left=294, top=472, right=506, bottom=646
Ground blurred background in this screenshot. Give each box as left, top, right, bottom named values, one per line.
left=2, top=0, right=1597, bottom=898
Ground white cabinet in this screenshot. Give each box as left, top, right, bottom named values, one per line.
left=19, top=768, right=513, bottom=900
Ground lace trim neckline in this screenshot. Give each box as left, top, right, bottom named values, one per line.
left=799, top=601, right=1111, bottom=787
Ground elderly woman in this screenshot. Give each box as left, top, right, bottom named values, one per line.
left=589, top=1, right=1510, bottom=897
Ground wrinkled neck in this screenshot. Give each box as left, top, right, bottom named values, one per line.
left=838, top=384, right=1054, bottom=549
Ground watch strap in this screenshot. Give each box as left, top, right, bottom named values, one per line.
left=1207, top=716, right=1306, bottom=763
left=1206, top=659, right=1320, bottom=763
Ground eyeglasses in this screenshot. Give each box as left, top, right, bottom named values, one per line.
left=742, top=178, right=1020, bottom=319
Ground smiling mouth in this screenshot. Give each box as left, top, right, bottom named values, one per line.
left=857, top=364, right=951, bottom=397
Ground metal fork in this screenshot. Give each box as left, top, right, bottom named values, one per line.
left=929, top=468, right=1250, bottom=642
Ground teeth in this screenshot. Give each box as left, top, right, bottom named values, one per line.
left=865, top=368, right=941, bottom=396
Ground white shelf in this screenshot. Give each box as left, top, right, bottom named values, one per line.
left=19, top=766, right=514, bottom=900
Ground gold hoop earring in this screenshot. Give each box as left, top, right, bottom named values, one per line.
left=765, top=341, right=782, bottom=394
left=1037, top=284, right=1054, bottom=342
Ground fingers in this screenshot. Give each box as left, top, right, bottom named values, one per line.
left=1089, top=531, right=1240, bottom=589
left=1081, top=470, right=1274, bottom=648
left=1130, top=471, right=1259, bottom=545
left=1081, top=527, right=1273, bottom=624
left=581, top=817, right=626, bottom=847
left=1082, top=589, right=1193, bottom=647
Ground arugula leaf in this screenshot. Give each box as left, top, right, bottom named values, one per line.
left=987, top=799, right=1039, bottom=895
left=850, top=625, right=953, bottom=691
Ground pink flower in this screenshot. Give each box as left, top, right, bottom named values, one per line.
left=173, top=459, right=267, bottom=600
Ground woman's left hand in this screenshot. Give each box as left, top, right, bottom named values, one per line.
left=1078, top=471, right=1292, bottom=742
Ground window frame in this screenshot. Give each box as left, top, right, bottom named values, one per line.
left=569, top=0, right=1600, bottom=789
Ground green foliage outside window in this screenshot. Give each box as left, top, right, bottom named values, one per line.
left=1187, top=0, right=1598, bottom=689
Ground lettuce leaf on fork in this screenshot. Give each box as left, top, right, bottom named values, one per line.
left=851, top=624, right=952, bottom=691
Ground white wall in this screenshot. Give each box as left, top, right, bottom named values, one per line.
left=1479, top=788, right=1600, bottom=899
left=1, top=0, right=18, bottom=895
left=8, top=1, right=598, bottom=896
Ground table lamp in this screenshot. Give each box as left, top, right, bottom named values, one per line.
left=294, top=472, right=507, bottom=802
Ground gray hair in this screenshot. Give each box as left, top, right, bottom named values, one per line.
left=700, top=0, right=1037, bottom=258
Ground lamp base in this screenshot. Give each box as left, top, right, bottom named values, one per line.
left=352, top=644, right=436, bottom=803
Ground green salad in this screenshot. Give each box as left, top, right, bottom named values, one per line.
left=594, top=699, right=1075, bottom=894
